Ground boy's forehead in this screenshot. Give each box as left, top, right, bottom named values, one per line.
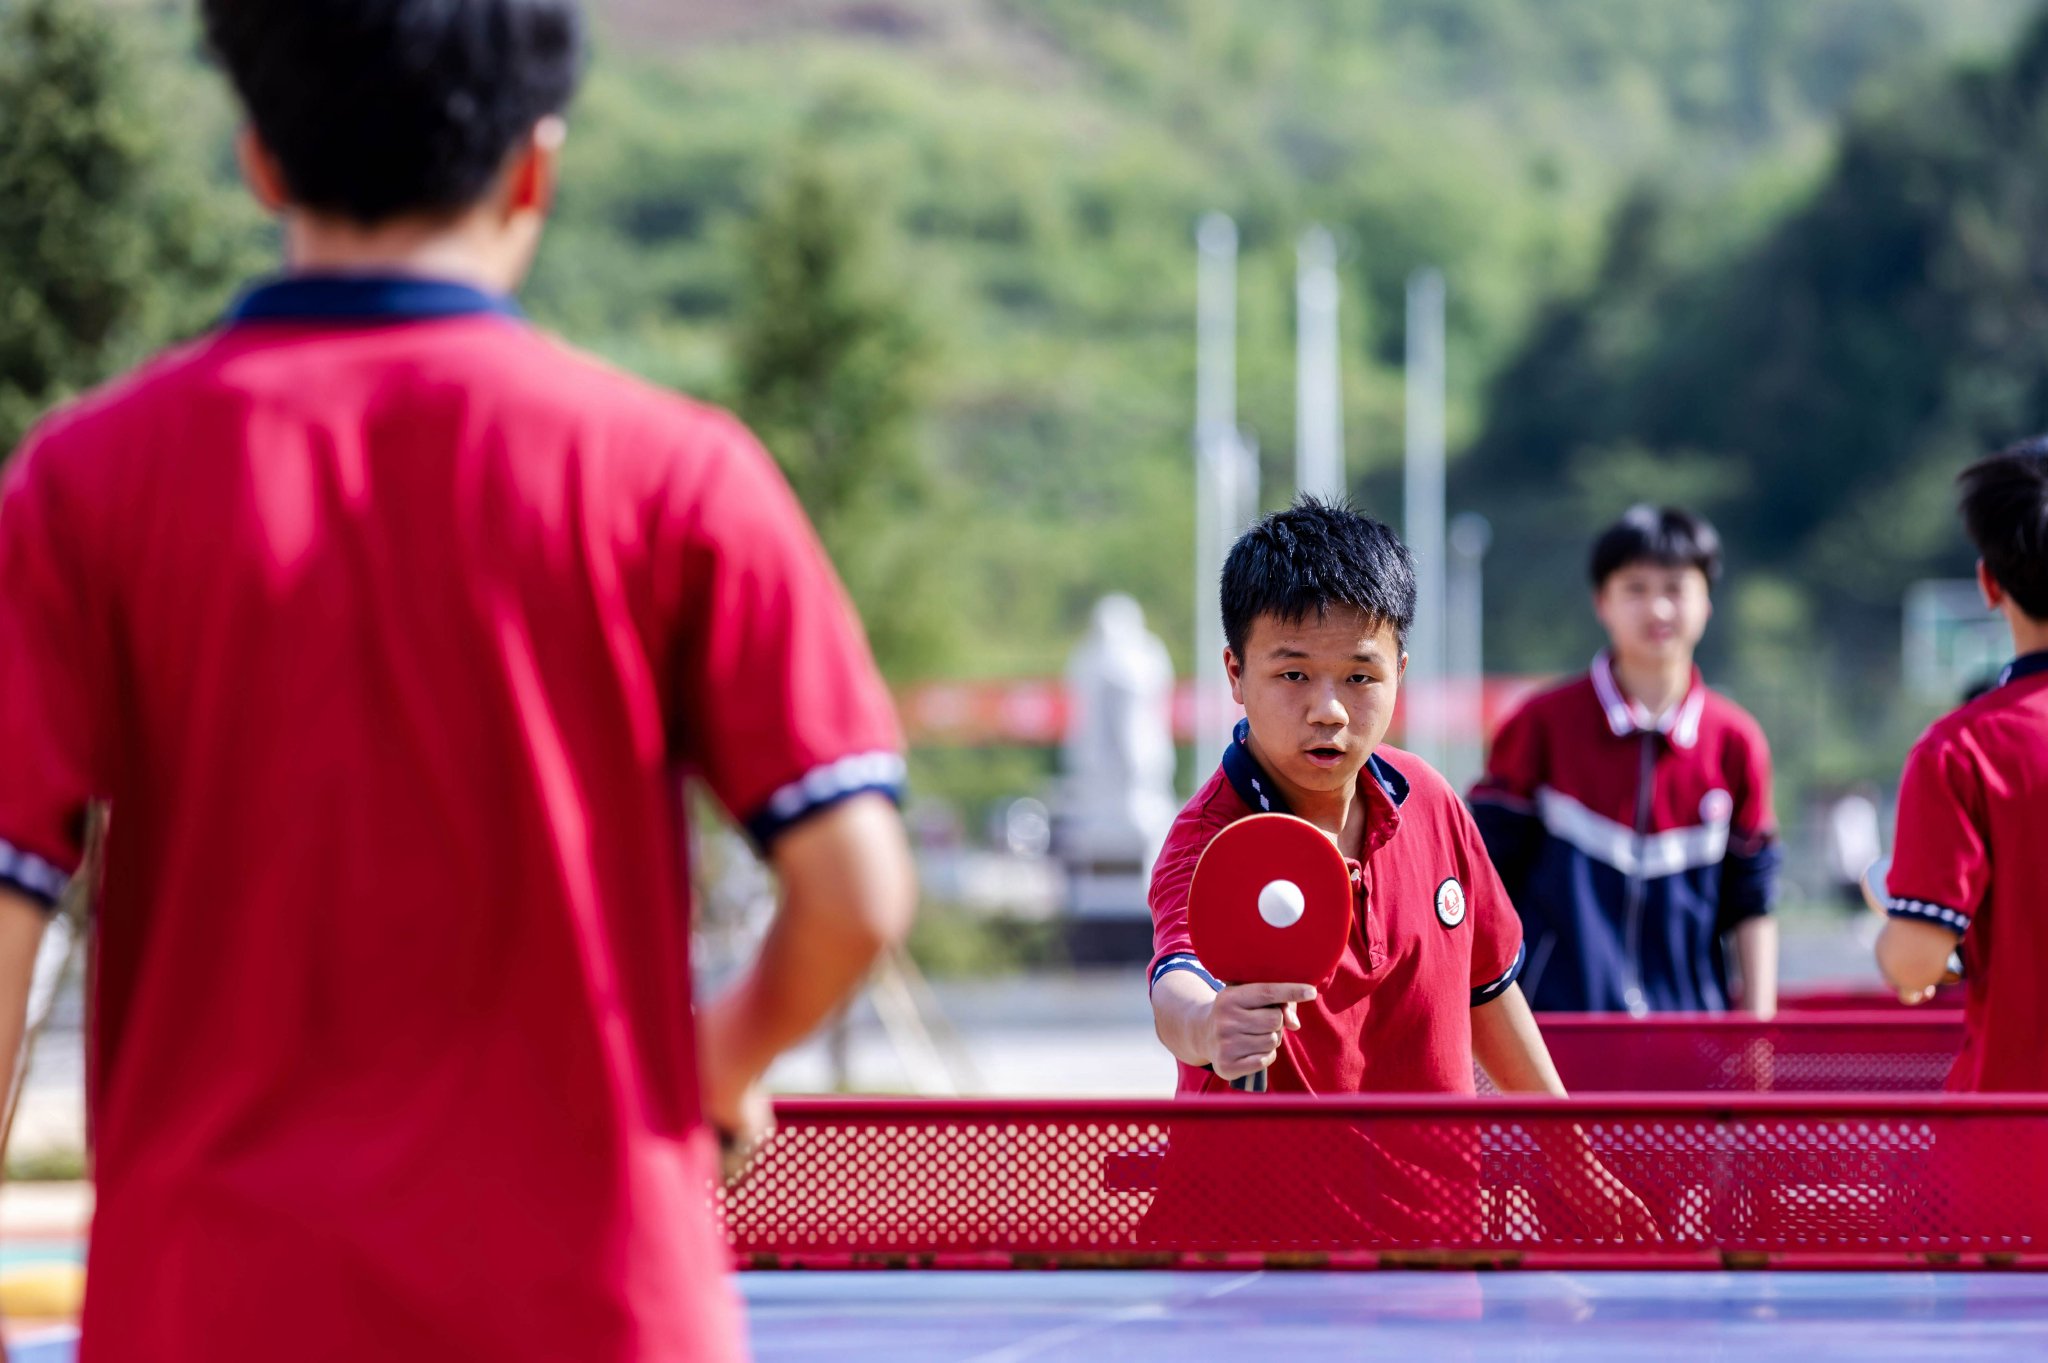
left=1245, top=607, right=1398, bottom=654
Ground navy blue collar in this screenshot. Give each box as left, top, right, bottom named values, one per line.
left=1220, top=718, right=1409, bottom=816
left=226, top=274, right=523, bottom=325
left=1999, top=650, right=2048, bottom=688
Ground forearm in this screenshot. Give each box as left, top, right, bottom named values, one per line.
left=699, top=794, right=915, bottom=1083
left=1875, top=917, right=1959, bottom=1003
left=0, top=888, right=50, bottom=1173
left=1151, top=969, right=1220, bottom=1068
left=1730, top=915, right=1778, bottom=1019
left=1471, top=983, right=1565, bottom=1096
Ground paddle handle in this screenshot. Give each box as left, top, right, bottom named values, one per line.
left=1227, top=999, right=1284, bottom=1092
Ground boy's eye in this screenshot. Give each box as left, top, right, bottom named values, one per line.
left=1281, top=670, right=1308, bottom=682
left=1349, top=674, right=1370, bottom=685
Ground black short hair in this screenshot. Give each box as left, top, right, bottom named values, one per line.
left=1588, top=504, right=1724, bottom=590
left=1959, top=437, right=2048, bottom=621
left=201, top=0, right=584, bottom=225
left=1220, top=497, right=1417, bottom=658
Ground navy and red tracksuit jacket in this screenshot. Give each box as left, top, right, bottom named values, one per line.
left=1469, top=653, right=1780, bottom=1013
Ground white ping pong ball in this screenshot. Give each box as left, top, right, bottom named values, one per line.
left=1258, top=878, right=1306, bottom=929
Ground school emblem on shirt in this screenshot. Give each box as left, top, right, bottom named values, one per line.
left=1435, top=877, right=1467, bottom=929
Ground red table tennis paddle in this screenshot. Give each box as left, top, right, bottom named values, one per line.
left=1187, top=813, right=1353, bottom=1092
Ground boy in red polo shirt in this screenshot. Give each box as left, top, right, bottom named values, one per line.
left=1879, top=439, right=2048, bottom=1091
left=0, top=3, right=914, bottom=1360
left=1149, top=499, right=1561, bottom=1098
left=1141, top=501, right=1638, bottom=1248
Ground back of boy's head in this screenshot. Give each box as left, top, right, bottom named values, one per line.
left=1220, top=497, right=1416, bottom=658
left=1959, top=437, right=2048, bottom=620
left=1588, top=504, right=1723, bottom=590
left=202, top=0, right=584, bottom=226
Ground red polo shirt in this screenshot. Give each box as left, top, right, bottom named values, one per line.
left=1147, top=720, right=1524, bottom=1095
left=0, top=276, right=903, bottom=1362
left=1886, top=650, right=2048, bottom=1092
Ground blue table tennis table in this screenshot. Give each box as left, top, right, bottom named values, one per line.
left=16, top=1270, right=2048, bottom=1361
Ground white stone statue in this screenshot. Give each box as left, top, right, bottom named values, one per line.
left=1061, top=594, right=1178, bottom=866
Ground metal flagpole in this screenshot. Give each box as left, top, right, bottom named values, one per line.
left=1403, top=268, right=1447, bottom=774
left=1447, top=511, right=1493, bottom=791
left=1194, top=213, right=1240, bottom=785
left=1294, top=227, right=1343, bottom=504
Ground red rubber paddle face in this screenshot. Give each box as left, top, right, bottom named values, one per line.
left=1186, top=813, right=1353, bottom=987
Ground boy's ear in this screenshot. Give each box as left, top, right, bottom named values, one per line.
left=235, top=127, right=291, bottom=215
left=1978, top=558, right=2006, bottom=611
left=505, top=117, right=567, bottom=219
left=1224, top=647, right=1244, bottom=707
left=1397, top=652, right=1408, bottom=681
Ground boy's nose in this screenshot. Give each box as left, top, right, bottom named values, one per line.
left=1309, top=691, right=1348, bottom=725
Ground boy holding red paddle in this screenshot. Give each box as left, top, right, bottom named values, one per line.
left=1148, top=499, right=1564, bottom=1099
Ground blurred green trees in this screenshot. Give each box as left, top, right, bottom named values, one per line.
left=1464, top=6, right=2048, bottom=733
left=731, top=157, right=952, bottom=680
left=0, top=0, right=157, bottom=450
left=3, top=0, right=2040, bottom=734
left=0, top=0, right=250, bottom=453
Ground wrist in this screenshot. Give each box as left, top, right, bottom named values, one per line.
left=699, top=981, right=773, bottom=1093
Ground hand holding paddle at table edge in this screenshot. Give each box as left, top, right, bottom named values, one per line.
left=1863, top=854, right=1965, bottom=1006
left=1183, top=814, right=1354, bottom=1092
left=698, top=795, right=917, bottom=1180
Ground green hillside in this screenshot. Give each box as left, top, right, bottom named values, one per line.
left=536, top=0, right=2032, bottom=680
left=7, top=0, right=2037, bottom=694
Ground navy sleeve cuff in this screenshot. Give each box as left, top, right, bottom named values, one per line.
left=1471, top=939, right=1526, bottom=1006
left=0, top=839, right=68, bottom=910
left=1150, top=952, right=1222, bottom=994
left=1886, top=896, right=1970, bottom=936
left=743, top=752, right=907, bottom=848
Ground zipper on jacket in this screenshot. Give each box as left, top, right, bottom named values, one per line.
left=1621, top=729, right=1656, bottom=1016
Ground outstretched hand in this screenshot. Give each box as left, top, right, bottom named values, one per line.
left=1540, top=1124, right=1664, bottom=1244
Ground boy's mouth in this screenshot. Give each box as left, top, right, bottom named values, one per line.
left=1303, top=745, right=1347, bottom=769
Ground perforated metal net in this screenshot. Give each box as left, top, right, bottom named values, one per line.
left=1479, top=1014, right=1963, bottom=1094
left=722, top=1096, right=2045, bottom=1269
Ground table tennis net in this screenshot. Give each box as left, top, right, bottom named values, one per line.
left=722, top=1096, right=2047, bottom=1269
left=1484, top=1013, right=1962, bottom=1094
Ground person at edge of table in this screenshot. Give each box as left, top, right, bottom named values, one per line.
left=0, top=3, right=915, bottom=1360
left=1878, top=438, right=2048, bottom=1090
left=1141, top=499, right=1650, bottom=1248
left=1468, top=506, right=1782, bottom=1017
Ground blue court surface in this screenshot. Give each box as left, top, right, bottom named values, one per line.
left=14, top=1270, right=2048, bottom=1360
left=745, top=1270, right=2046, bottom=1361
